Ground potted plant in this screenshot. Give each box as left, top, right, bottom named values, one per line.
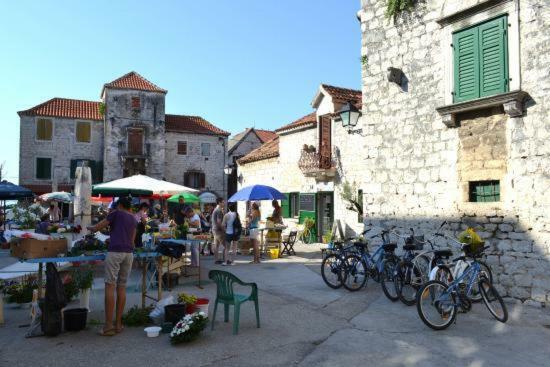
left=170, top=312, right=208, bottom=345
left=75, top=268, right=94, bottom=311
left=322, top=230, right=333, bottom=244
left=2, top=277, right=37, bottom=307
left=62, top=273, right=79, bottom=302
left=177, top=292, right=198, bottom=314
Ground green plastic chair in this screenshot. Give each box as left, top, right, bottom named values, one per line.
left=208, top=270, right=260, bottom=335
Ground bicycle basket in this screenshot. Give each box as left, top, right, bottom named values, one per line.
left=405, top=235, right=425, bottom=250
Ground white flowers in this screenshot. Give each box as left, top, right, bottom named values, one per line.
left=170, top=312, right=208, bottom=344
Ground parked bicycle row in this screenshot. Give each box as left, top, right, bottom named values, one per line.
left=320, top=222, right=508, bottom=330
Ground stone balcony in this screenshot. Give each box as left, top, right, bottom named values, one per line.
left=298, top=148, right=336, bottom=180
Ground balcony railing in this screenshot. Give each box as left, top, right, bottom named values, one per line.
left=298, top=148, right=336, bottom=179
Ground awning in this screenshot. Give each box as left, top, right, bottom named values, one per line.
left=92, top=174, right=198, bottom=196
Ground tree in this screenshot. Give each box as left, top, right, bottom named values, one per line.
left=340, top=181, right=363, bottom=215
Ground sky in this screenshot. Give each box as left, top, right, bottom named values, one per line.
left=0, top=0, right=362, bottom=184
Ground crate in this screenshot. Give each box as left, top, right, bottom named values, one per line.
left=10, top=238, right=67, bottom=259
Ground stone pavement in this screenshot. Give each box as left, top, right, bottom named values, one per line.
left=0, top=243, right=548, bottom=367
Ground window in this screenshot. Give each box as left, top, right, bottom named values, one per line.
left=36, top=158, right=52, bottom=179
left=357, top=189, right=364, bottom=223
left=76, top=121, right=91, bottom=143
left=469, top=180, right=500, bottom=202
left=36, top=118, right=53, bottom=140
left=201, top=143, right=210, bottom=157
left=131, top=97, right=140, bottom=109
left=177, top=141, right=187, bottom=155
left=184, top=171, right=205, bottom=189
left=453, top=15, right=508, bottom=103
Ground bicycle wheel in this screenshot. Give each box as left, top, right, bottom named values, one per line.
left=321, top=254, right=344, bottom=289
left=468, top=261, right=493, bottom=303
left=433, top=265, right=453, bottom=285
left=416, top=280, right=457, bottom=330
left=342, top=254, right=368, bottom=292
left=479, top=278, right=508, bottom=323
left=380, top=258, right=399, bottom=301
left=395, top=261, right=421, bottom=306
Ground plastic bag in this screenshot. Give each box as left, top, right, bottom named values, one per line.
left=25, top=300, right=43, bottom=338
left=458, top=227, right=484, bottom=253
left=149, top=295, right=175, bottom=324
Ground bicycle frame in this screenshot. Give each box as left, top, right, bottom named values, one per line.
left=435, top=261, right=481, bottom=307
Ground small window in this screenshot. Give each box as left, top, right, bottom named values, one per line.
left=469, top=180, right=500, bottom=202
left=201, top=143, right=210, bottom=156
left=357, top=189, right=364, bottom=223
left=177, top=141, right=187, bottom=155
left=131, top=97, right=140, bottom=109
left=36, top=158, right=52, bottom=179
left=36, top=118, right=53, bottom=141
left=184, top=171, right=205, bottom=189
left=76, top=121, right=91, bottom=143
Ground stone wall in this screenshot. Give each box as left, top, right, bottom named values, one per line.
left=102, top=88, right=166, bottom=181
left=19, top=115, right=104, bottom=186
left=357, top=0, right=550, bottom=305
left=164, top=132, right=227, bottom=197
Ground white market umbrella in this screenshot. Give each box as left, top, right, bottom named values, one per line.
left=198, top=192, right=217, bottom=203
left=39, top=191, right=73, bottom=203
left=92, top=174, right=198, bottom=197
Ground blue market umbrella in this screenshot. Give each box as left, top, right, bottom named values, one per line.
left=0, top=181, right=33, bottom=200
left=228, top=185, right=286, bottom=202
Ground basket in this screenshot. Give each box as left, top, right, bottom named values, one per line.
left=269, top=248, right=279, bottom=259
left=63, top=308, right=88, bottom=332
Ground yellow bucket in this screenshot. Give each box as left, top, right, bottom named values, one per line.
left=269, top=248, right=279, bottom=259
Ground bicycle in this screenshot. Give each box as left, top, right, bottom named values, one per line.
left=393, top=228, right=427, bottom=306
left=320, top=239, right=359, bottom=289
left=416, top=244, right=507, bottom=330
left=340, top=226, right=400, bottom=301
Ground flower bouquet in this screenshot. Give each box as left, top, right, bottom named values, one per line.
left=170, top=312, right=208, bottom=344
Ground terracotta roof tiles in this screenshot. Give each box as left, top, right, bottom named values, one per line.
left=238, top=137, right=279, bottom=165
left=18, top=98, right=102, bottom=121
left=102, top=71, right=167, bottom=94
left=165, top=114, right=230, bottom=136
left=254, top=129, right=277, bottom=143
left=321, top=84, right=362, bottom=103
left=275, top=112, right=317, bottom=133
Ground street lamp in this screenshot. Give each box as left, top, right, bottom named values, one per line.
left=224, top=165, right=233, bottom=175
left=338, top=101, right=364, bottom=135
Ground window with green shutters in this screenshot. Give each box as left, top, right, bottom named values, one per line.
left=36, top=158, right=52, bottom=179
left=453, top=15, right=508, bottom=103
left=281, top=193, right=290, bottom=218
left=469, top=180, right=500, bottom=202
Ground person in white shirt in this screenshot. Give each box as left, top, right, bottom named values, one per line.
left=221, top=202, right=240, bottom=266
left=185, top=207, right=202, bottom=230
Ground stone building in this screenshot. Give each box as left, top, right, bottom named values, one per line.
left=237, top=85, right=362, bottom=240
left=227, top=128, right=277, bottom=197
left=354, top=0, right=549, bottom=305
left=18, top=71, right=230, bottom=197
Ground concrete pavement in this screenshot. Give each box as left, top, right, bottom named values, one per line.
left=0, top=243, right=548, bottom=367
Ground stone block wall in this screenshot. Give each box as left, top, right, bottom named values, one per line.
left=164, top=132, right=227, bottom=197
left=357, top=0, right=550, bottom=304
left=19, top=115, right=104, bottom=186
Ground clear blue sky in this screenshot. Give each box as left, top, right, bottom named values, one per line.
left=0, top=1, right=361, bottom=183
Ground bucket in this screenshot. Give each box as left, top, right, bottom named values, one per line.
left=164, top=304, right=187, bottom=325
left=269, top=248, right=279, bottom=259
left=195, top=298, right=209, bottom=314
left=63, top=308, right=88, bottom=332
left=185, top=303, right=197, bottom=314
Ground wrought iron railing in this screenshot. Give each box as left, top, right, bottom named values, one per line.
left=298, top=148, right=334, bottom=173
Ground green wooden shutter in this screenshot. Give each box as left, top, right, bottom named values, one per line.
left=281, top=193, right=290, bottom=218
left=70, top=160, right=77, bottom=179
left=453, top=27, right=480, bottom=102
left=36, top=158, right=51, bottom=179
left=479, top=16, right=508, bottom=97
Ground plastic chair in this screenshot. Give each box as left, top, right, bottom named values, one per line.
left=208, top=270, right=260, bottom=335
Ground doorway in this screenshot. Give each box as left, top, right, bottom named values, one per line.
left=316, top=192, right=333, bottom=242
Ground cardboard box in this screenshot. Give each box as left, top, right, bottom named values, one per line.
left=10, top=238, right=67, bottom=259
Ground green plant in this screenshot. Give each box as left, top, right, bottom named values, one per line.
left=98, top=102, right=106, bottom=116
left=177, top=292, right=197, bottom=305
left=122, top=305, right=154, bottom=327
left=361, top=55, right=368, bottom=66
left=386, top=0, right=415, bottom=19
left=170, top=312, right=208, bottom=344
left=74, top=268, right=94, bottom=290
left=62, top=274, right=80, bottom=301
left=340, top=181, right=363, bottom=215
left=2, top=277, right=38, bottom=304
left=11, top=206, right=38, bottom=229
left=322, top=230, right=333, bottom=244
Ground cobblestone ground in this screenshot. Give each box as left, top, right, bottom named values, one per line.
left=0, top=244, right=548, bottom=367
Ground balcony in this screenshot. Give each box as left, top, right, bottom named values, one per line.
left=298, top=146, right=336, bottom=180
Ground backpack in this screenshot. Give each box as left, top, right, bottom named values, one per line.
left=233, top=213, right=242, bottom=240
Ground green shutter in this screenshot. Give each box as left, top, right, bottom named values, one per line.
left=453, top=27, right=480, bottom=103
left=70, top=160, right=77, bottom=179
left=281, top=193, right=290, bottom=218
left=479, top=16, right=508, bottom=97
left=94, top=161, right=103, bottom=183
left=36, top=158, right=51, bottom=179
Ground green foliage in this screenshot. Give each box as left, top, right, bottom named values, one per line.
left=300, top=217, right=316, bottom=243
left=340, top=181, right=363, bottom=214
left=361, top=55, right=368, bottom=66
left=386, top=0, right=415, bottom=19
left=63, top=275, right=80, bottom=301
left=74, top=268, right=94, bottom=290
left=170, top=312, right=209, bottom=344
left=122, top=305, right=154, bottom=327
left=322, top=230, right=333, bottom=244
left=98, top=102, right=106, bottom=116
left=11, top=205, right=40, bottom=229
left=177, top=292, right=197, bottom=305
left=2, top=277, right=38, bottom=304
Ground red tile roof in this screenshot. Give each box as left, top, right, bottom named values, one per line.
left=238, top=137, right=279, bottom=165
left=18, top=98, right=102, bottom=121
left=165, top=114, right=230, bottom=136
left=254, top=129, right=277, bottom=143
left=321, top=84, right=362, bottom=104
left=275, top=112, right=317, bottom=133
left=102, top=71, right=167, bottom=94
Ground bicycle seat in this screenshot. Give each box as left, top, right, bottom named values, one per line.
left=434, top=249, right=453, bottom=258
left=353, top=242, right=368, bottom=248
left=383, top=243, right=397, bottom=252
left=403, top=244, right=417, bottom=251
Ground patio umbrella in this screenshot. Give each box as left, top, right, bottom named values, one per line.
left=228, top=185, right=286, bottom=202
left=167, top=192, right=200, bottom=203
left=0, top=181, right=33, bottom=200
left=198, top=192, right=217, bottom=204
left=39, top=191, right=73, bottom=203
left=92, top=174, right=198, bottom=196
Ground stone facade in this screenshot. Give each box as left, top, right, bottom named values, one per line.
left=357, top=0, right=550, bottom=305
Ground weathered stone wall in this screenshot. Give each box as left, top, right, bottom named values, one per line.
left=19, top=115, right=104, bottom=186
left=164, top=132, right=227, bottom=197
left=357, top=0, right=550, bottom=305
left=102, top=88, right=166, bottom=181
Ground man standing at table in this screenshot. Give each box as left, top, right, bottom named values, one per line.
left=211, top=197, right=225, bottom=264
left=172, top=196, right=189, bottom=226
left=87, top=197, right=137, bottom=336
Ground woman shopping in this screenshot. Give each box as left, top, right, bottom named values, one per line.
left=222, top=203, right=242, bottom=266
left=248, top=202, right=261, bottom=263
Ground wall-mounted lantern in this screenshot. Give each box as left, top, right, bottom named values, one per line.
left=338, top=101, right=365, bottom=136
